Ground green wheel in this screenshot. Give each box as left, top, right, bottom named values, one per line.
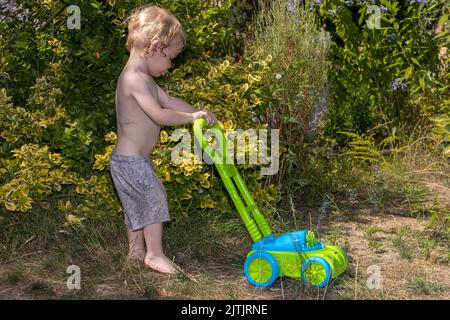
left=244, top=251, right=279, bottom=287
left=301, top=257, right=331, bottom=288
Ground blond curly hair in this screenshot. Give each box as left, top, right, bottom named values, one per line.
left=125, top=5, right=186, bottom=54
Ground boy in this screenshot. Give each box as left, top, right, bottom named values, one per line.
left=109, top=5, right=217, bottom=275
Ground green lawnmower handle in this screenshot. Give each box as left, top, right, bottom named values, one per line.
left=193, top=118, right=273, bottom=242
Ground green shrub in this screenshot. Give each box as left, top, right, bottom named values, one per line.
left=301, top=0, right=450, bottom=140
left=0, top=1, right=279, bottom=228
left=247, top=0, right=333, bottom=186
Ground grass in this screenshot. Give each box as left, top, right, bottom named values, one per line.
left=142, top=283, right=160, bottom=300
left=364, top=226, right=383, bottom=251
left=407, top=277, right=444, bottom=295
left=3, top=267, right=27, bottom=285
left=323, top=227, right=350, bottom=252
left=368, top=239, right=383, bottom=251
left=391, top=231, right=413, bottom=260
left=364, top=226, right=382, bottom=238
left=0, top=199, right=252, bottom=299
left=26, top=281, right=56, bottom=297
left=418, top=235, right=439, bottom=259
left=387, top=226, right=448, bottom=263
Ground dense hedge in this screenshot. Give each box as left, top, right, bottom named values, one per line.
left=0, top=0, right=278, bottom=223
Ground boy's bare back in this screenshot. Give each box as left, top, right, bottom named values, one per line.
left=114, top=66, right=161, bottom=157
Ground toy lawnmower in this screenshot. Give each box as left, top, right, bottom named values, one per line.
left=193, top=118, right=348, bottom=288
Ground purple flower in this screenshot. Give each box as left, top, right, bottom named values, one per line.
left=409, top=0, right=427, bottom=4
left=392, top=78, right=400, bottom=91
left=392, top=78, right=408, bottom=92
left=287, top=0, right=297, bottom=13
left=309, top=0, right=323, bottom=11
left=328, top=6, right=341, bottom=17
left=379, top=5, right=388, bottom=13
left=387, top=33, right=397, bottom=43
left=0, top=0, right=17, bottom=12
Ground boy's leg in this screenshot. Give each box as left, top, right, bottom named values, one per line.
left=127, top=228, right=146, bottom=261
left=143, top=223, right=177, bottom=274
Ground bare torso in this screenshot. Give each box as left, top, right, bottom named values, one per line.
left=113, top=66, right=161, bottom=157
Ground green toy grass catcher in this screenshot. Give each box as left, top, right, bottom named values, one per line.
left=193, top=118, right=348, bottom=287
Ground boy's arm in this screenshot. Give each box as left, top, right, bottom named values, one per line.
left=131, top=81, right=198, bottom=126
left=157, top=85, right=199, bottom=113
left=157, top=85, right=218, bottom=124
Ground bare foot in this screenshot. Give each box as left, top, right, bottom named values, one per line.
left=144, top=255, right=178, bottom=275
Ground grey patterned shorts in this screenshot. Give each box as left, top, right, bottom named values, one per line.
left=109, top=150, right=170, bottom=231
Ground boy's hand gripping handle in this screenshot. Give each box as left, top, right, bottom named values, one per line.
left=193, top=118, right=227, bottom=164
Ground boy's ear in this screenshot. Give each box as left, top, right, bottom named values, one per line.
left=142, top=40, right=161, bottom=57
left=150, top=40, right=164, bottom=56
